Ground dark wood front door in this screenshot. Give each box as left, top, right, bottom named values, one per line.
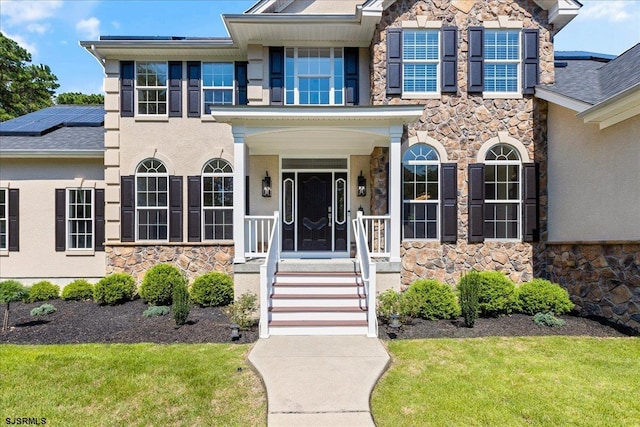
left=298, top=173, right=332, bottom=251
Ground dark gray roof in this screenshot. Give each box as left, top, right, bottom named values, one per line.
left=540, top=44, right=640, bottom=105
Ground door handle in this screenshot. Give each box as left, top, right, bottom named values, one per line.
left=327, top=206, right=332, bottom=225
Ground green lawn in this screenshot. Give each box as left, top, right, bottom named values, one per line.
left=0, top=344, right=266, bottom=427
left=372, top=337, right=640, bottom=427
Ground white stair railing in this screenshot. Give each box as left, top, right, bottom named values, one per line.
left=360, top=215, right=390, bottom=258
left=245, top=215, right=276, bottom=258
left=352, top=211, right=378, bottom=338
left=259, top=211, right=280, bottom=338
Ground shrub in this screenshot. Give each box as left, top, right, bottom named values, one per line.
left=143, top=305, right=170, bottom=317
left=140, top=264, right=186, bottom=306
left=93, top=273, right=136, bottom=305
left=377, top=289, right=417, bottom=325
left=533, top=312, right=566, bottom=327
left=61, top=279, right=94, bottom=301
left=30, top=303, right=57, bottom=316
left=0, top=280, right=28, bottom=331
left=403, top=279, right=460, bottom=321
left=190, top=272, right=234, bottom=307
left=172, top=281, right=190, bottom=326
left=26, top=281, right=60, bottom=303
left=517, top=279, right=574, bottom=315
left=477, top=271, right=518, bottom=317
left=458, top=272, right=481, bottom=327
left=224, top=292, right=258, bottom=330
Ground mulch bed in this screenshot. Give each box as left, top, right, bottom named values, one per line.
left=0, top=299, right=634, bottom=345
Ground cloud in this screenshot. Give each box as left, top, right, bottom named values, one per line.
left=0, top=0, right=63, bottom=26
left=3, top=32, right=38, bottom=55
left=581, top=1, right=633, bottom=22
left=76, top=17, right=100, bottom=39
left=26, top=23, right=51, bottom=34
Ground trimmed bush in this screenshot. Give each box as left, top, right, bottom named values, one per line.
left=93, top=273, right=136, bottom=305
left=403, top=279, right=460, bottom=320
left=61, top=279, right=94, bottom=301
left=140, top=264, right=186, bottom=306
left=533, top=312, right=566, bottom=327
left=458, top=272, right=481, bottom=327
left=0, top=280, right=28, bottom=331
left=143, top=305, right=170, bottom=317
left=190, top=272, right=234, bottom=307
left=172, top=281, right=190, bottom=326
left=224, top=292, right=258, bottom=330
left=517, top=279, right=574, bottom=315
left=31, top=303, right=57, bottom=316
left=26, top=281, right=60, bottom=303
left=477, top=271, right=518, bottom=317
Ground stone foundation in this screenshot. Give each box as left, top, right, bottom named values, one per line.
left=106, top=244, right=234, bottom=284
left=545, top=243, right=640, bottom=333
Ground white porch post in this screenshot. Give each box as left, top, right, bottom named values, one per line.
left=389, top=125, right=403, bottom=263
left=233, top=126, right=246, bottom=264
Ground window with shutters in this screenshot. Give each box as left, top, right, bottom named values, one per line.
left=67, top=189, right=93, bottom=250
left=484, top=144, right=521, bottom=239
left=285, top=48, right=344, bottom=105
left=484, top=30, right=520, bottom=94
left=0, top=188, right=7, bottom=250
left=136, top=62, right=168, bottom=115
left=202, top=62, right=234, bottom=113
left=136, top=159, right=169, bottom=240
left=202, top=159, right=233, bottom=240
left=403, top=144, right=440, bottom=240
left=403, top=30, right=440, bottom=95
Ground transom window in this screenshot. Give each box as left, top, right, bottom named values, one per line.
left=403, top=144, right=440, bottom=240
left=484, top=144, right=521, bottom=239
left=285, top=47, right=344, bottom=105
left=202, top=159, right=233, bottom=240
left=403, top=30, right=440, bottom=94
left=67, top=189, right=93, bottom=250
left=0, top=189, right=7, bottom=250
left=136, top=62, right=168, bottom=115
left=136, top=159, right=168, bottom=240
left=202, top=62, right=234, bottom=114
left=484, top=30, right=520, bottom=93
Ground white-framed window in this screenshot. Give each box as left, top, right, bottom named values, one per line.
left=403, top=29, right=440, bottom=95
left=136, top=61, right=168, bottom=115
left=402, top=144, right=440, bottom=240
left=202, top=62, right=234, bottom=114
left=202, top=159, right=233, bottom=240
left=484, top=30, right=520, bottom=94
left=285, top=47, right=344, bottom=105
left=484, top=144, right=521, bottom=239
left=136, top=159, right=169, bottom=240
left=67, top=188, right=93, bottom=250
left=0, top=188, right=7, bottom=250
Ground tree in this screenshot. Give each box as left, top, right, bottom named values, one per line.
left=56, top=92, right=104, bottom=105
left=0, top=32, right=59, bottom=121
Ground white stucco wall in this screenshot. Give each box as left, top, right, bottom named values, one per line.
left=547, top=104, right=640, bottom=241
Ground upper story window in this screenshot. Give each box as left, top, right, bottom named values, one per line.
left=484, top=144, right=521, bottom=240
left=67, top=189, right=94, bottom=250
left=136, top=62, right=168, bottom=115
left=136, top=159, right=168, bottom=241
left=202, top=159, right=233, bottom=240
left=202, top=62, right=234, bottom=114
left=402, top=144, right=440, bottom=240
left=0, top=188, right=7, bottom=250
left=403, top=30, right=440, bottom=95
left=484, top=30, right=520, bottom=94
left=285, top=48, right=344, bottom=105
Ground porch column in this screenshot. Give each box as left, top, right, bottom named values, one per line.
left=389, top=125, right=403, bottom=263
left=233, top=126, right=246, bottom=263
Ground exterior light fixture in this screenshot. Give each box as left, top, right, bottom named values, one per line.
left=262, top=172, right=272, bottom=197
left=357, top=170, right=366, bottom=197
left=389, top=313, right=400, bottom=329
left=230, top=323, right=240, bottom=341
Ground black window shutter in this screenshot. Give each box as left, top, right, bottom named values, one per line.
left=467, top=27, right=484, bottom=93
left=120, top=61, right=135, bottom=117
left=55, top=189, right=66, bottom=252
left=95, top=189, right=105, bottom=251
left=522, top=29, right=539, bottom=95
left=522, top=163, right=539, bottom=242
left=187, top=176, right=201, bottom=242
left=386, top=27, right=402, bottom=95
left=187, top=61, right=201, bottom=117
left=468, top=163, right=485, bottom=243
left=169, top=176, right=183, bottom=242
left=235, top=61, right=249, bottom=106
left=344, top=47, right=359, bottom=105
left=120, top=176, right=135, bottom=242
left=269, top=47, right=285, bottom=105
left=168, top=61, right=182, bottom=117
left=440, top=163, right=458, bottom=243
left=8, top=189, right=19, bottom=252
left=441, top=27, right=458, bottom=93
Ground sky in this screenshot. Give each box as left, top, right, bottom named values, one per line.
left=1, top=0, right=639, bottom=96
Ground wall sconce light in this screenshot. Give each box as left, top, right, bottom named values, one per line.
left=357, top=170, right=366, bottom=197
left=262, top=172, right=272, bottom=197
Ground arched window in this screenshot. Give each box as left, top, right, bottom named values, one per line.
left=484, top=144, right=521, bottom=239
left=202, top=159, right=233, bottom=240
left=402, top=144, right=440, bottom=239
left=136, top=159, right=168, bottom=240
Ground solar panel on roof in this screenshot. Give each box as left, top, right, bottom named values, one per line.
left=0, top=106, right=104, bottom=136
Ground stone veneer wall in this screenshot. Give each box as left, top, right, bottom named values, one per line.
left=545, top=243, right=640, bottom=333
left=106, top=244, right=234, bottom=284
left=370, top=147, right=389, bottom=215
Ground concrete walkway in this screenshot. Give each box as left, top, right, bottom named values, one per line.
left=248, top=336, right=390, bottom=426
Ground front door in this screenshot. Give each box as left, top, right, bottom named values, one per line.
left=298, top=173, right=332, bottom=251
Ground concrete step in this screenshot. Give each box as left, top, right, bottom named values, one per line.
left=268, top=320, right=369, bottom=336
left=272, top=282, right=362, bottom=295
left=269, top=306, right=368, bottom=322
left=270, top=293, right=367, bottom=308
left=274, top=271, right=361, bottom=284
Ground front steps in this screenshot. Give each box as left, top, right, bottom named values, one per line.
left=268, top=270, right=369, bottom=336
